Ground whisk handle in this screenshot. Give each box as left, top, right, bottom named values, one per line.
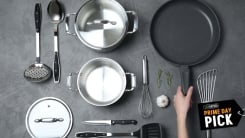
left=180, top=66, right=190, bottom=95
left=143, top=55, right=148, bottom=84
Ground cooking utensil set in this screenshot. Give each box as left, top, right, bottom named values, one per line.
left=25, top=0, right=222, bottom=137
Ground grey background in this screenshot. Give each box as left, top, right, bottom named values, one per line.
left=1, top=0, right=245, bottom=137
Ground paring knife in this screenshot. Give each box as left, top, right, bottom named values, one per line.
left=83, top=120, right=137, bottom=126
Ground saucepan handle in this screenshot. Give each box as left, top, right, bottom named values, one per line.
left=65, top=13, right=77, bottom=36
left=125, top=73, right=136, bottom=92
left=180, top=66, right=190, bottom=95
left=67, top=72, right=79, bottom=91
left=126, top=11, right=138, bottom=34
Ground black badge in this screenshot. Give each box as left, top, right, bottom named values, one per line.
left=198, top=100, right=243, bottom=130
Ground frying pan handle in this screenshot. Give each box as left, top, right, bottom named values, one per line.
left=180, top=66, right=190, bottom=95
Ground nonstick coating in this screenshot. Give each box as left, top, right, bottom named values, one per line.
left=150, top=0, right=220, bottom=66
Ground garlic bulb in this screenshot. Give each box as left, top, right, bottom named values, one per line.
left=156, top=95, right=169, bottom=108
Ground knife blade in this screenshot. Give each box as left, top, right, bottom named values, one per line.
left=83, top=120, right=137, bottom=126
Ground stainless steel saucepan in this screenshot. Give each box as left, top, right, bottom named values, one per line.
left=67, top=58, right=136, bottom=106
left=65, top=0, right=138, bottom=52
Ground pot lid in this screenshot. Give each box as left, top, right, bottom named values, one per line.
left=75, top=0, right=127, bottom=49
left=25, top=97, right=73, bottom=138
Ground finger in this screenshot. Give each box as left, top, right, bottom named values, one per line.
left=186, top=86, right=193, bottom=100
left=176, top=86, right=183, bottom=95
left=177, top=86, right=181, bottom=92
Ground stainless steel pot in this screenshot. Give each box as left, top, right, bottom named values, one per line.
left=67, top=58, right=136, bottom=106
left=65, top=0, right=138, bottom=52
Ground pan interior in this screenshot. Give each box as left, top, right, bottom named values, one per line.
left=78, top=59, right=125, bottom=106
left=151, top=1, right=220, bottom=65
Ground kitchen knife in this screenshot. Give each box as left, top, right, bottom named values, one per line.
left=83, top=120, right=137, bottom=126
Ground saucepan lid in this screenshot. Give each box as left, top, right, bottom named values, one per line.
left=25, top=97, right=73, bottom=138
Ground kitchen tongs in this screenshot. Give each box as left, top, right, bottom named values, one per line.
left=76, top=123, right=163, bottom=138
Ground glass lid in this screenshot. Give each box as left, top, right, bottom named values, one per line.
left=25, top=97, right=73, bottom=138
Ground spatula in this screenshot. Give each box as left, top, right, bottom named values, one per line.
left=76, top=123, right=163, bottom=138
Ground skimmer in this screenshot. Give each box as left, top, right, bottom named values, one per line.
left=24, top=3, right=52, bottom=82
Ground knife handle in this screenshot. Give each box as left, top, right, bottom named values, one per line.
left=76, top=132, right=107, bottom=137
left=111, top=120, right=137, bottom=125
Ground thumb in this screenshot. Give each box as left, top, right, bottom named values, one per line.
left=186, top=86, right=193, bottom=100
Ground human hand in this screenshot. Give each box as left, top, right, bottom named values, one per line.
left=174, top=86, right=193, bottom=120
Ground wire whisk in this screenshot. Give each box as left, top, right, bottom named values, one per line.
left=138, top=56, right=153, bottom=118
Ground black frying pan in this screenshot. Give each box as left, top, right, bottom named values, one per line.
left=150, top=0, right=221, bottom=94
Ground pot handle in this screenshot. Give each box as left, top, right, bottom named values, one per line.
left=65, top=13, right=76, bottom=36
left=125, top=73, right=136, bottom=92
left=67, top=72, right=79, bottom=91
left=126, top=11, right=138, bottom=34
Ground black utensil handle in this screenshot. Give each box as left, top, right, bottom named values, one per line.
left=180, top=66, right=190, bottom=95
left=76, top=132, right=107, bottom=137
left=34, top=3, right=41, bottom=32
left=111, top=120, right=137, bottom=125
left=53, top=52, right=60, bottom=83
left=76, top=132, right=133, bottom=137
